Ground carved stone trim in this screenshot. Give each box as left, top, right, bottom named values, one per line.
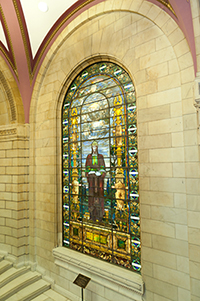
left=0, top=70, right=16, bottom=122
left=13, top=0, right=32, bottom=80
left=0, top=128, right=17, bottom=136
left=157, top=0, right=176, bottom=16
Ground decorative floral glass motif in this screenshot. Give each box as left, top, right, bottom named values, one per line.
left=62, top=62, right=141, bottom=272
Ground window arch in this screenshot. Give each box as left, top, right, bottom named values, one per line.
left=62, top=62, right=140, bottom=272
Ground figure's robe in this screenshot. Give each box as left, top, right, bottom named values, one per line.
left=85, top=153, right=106, bottom=221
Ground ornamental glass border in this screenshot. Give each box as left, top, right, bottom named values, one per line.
left=62, top=62, right=141, bottom=272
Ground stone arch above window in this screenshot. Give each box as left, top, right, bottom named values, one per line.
left=62, top=62, right=140, bottom=272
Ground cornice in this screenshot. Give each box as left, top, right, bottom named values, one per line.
left=0, top=128, right=17, bottom=136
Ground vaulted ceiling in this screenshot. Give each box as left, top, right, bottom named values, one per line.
left=0, top=0, right=195, bottom=122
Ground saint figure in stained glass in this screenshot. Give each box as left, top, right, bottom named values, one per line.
left=85, top=141, right=106, bottom=222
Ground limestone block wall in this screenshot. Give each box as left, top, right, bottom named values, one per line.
left=191, top=0, right=200, bottom=71
left=0, top=125, right=29, bottom=263
left=190, top=2, right=200, bottom=299
left=0, top=55, right=25, bottom=125
left=29, top=0, right=200, bottom=300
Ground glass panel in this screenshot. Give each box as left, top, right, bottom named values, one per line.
left=62, top=62, right=140, bottom=272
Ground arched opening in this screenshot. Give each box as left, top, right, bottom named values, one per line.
left=62, top=61, right=140, bottom=272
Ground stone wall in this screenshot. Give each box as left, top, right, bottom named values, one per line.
left=191, top=0, right=200, bottom=71
left=28, top=0, right=199, bottom=300
left=0, top=55, right=28, bottom=264
left=0, top=125, right=29, bottom=263
left=189, top=1, right=200, bottom=299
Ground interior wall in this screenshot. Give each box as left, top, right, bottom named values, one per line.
left=190, top=0, right=200, bottom=72
left=0, top=125, right=29, bottom=263
left=29, top=0, right=199, bottom=300
left=0, top=58, right=28, bottom=264
left=183, top=1, right=200, bottom=299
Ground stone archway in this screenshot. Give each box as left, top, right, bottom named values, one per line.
left=30, top=1, right=196, bottom=300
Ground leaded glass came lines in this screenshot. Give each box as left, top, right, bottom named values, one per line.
left=62, top=62, right=140, bottom=272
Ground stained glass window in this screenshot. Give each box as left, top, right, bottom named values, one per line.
left=62, top=62, right=141, bottom=272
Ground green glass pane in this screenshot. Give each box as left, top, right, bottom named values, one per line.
left=73, top=228, right=79, bottom=236
left=117, top=239, right=126, bottom=249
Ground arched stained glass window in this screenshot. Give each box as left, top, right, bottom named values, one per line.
left=62, top=62, right=140, bottom=272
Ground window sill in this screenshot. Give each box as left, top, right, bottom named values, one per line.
left=53, top=247, right=144, bottom=300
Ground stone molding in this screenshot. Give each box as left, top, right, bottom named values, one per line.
left=0, top=70, right=16, bottom=122
left=53, top=247, right=144, bottom=300
left=0, top=124, right=29, bottom=140
left=0, top=128, right=17, bottom=136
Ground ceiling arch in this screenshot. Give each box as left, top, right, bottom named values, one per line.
left=0, top=0, right=196, bottom=122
